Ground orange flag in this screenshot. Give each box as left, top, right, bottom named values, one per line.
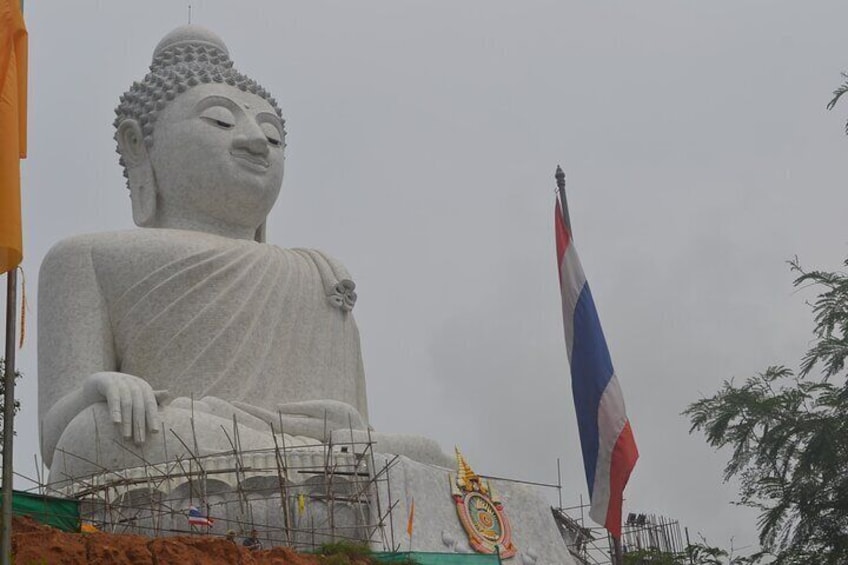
left=0, top=0, right=27, bottom=274
left=406, top=497, right=414, bottom=537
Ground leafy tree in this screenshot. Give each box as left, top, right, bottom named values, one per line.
left=686, top=541, right=766, bottom=565
left=623, top=542, right=763, bottom=565
left=684, top=258, right=848, bottom=564
left=827, top=73, right=848, bottom=133
left=0, top=358, right=20, bottom=449
left=623, top=547, right=682, bottom=565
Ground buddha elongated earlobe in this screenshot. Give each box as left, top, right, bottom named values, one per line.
left=117, top=119, right=158, bottom=226
left=128, top=165, right=157, bottom=226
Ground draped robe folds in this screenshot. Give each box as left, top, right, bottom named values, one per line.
left=43, top=229, right=370, bottom=477
left=104, top=232, right=367, bottom=416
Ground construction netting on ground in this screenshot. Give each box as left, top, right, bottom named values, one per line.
left=3, top=490, right=80, bottom=532
left=372, top=552, right=501, bottom=564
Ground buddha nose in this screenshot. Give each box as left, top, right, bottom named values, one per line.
left=233, top=125, right=269, bottom=157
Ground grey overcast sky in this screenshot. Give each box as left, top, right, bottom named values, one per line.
left=4, top=0, right=848, bottom=553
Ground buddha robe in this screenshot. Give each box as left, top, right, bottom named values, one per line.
left=101, top=231, right=367, bottom=416
left=40, top=229, right=368, bottom=478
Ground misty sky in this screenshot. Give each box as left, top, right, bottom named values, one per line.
left=4, top=0, right=848, bottom=554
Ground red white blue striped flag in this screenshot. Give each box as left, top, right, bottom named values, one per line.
left=555, top=197, right=638, bottom=538
left=188, top=505, right=214, bottom=527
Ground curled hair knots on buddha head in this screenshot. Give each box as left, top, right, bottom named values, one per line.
left=113, top=26, right=285, bottom=184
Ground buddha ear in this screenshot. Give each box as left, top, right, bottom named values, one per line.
left=117, top=119, right=157, bottom=226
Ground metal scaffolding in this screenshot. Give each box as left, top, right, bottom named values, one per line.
left=29, top=421, right=401, bottom=553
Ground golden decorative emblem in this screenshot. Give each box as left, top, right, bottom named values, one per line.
left=450, top=447, right=517, bottom=559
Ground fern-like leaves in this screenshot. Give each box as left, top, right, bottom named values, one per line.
left=827, top=72, right=848, bottom=134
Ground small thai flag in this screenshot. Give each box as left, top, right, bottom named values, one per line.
left=555, top=195, right=638, bottom=539
left=188, top=506, right=214, bottom=527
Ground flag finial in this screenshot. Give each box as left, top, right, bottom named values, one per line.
left=555, top=165, right=571, bottom=233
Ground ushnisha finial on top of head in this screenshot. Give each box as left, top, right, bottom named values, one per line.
left=152, top=24, right=228, bottom=59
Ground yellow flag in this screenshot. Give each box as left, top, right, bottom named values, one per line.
left=406, top=497, right=414, bottom=537
left=0, top=0, right=27, bottom=274
left=297, top=493, right=306, bottom=515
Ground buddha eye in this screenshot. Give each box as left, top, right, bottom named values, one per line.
left=260, top=122, right=283, bottom=147
left=199, top=105, right=235, bottom=129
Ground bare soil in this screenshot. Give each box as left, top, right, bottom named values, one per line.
left=9, top=516, right=359, bottom=565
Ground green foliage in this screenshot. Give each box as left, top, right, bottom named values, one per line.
left=684, top=258, right=848, bottom=564
left=623, top=547, right=683, bottom=565
left=827, top=73, right=848, bottom=134
left=624, top=542, right=765, bottom=565
left=316, top=541, right=420, bottom=565
left=687, top=541, right=767, bottom=565
left=321, top=555, right=356, bottom=565
left=321, top=541, right=369, bottom=554
left=318, top=540, right=372, bottom=557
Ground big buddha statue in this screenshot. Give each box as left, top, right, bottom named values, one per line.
left=38, top=27, right=578, bottom=563
left=38, top=26, right=448, bottom=480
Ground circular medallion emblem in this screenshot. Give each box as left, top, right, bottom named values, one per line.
left=465, top=492, right=502, bottom=541
left=450, top=449, right=517, bottom=558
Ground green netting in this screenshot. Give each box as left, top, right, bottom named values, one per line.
left=372, top=552, right=501, bottom=564
left=2, top=490, right=80, bottom=532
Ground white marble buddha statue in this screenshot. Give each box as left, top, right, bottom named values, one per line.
left=39, top=26, right=448, bottom=481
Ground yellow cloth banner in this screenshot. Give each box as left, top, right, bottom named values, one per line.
left=0, top=0, right=26, bottom=274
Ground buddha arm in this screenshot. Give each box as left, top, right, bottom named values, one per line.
left=38, top=236, right=119, bottom=466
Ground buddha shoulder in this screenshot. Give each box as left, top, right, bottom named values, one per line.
left=41, top=230, right=356, bottom=310
left=41, top=229, right=245, bottom=281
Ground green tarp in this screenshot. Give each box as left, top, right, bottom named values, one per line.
left=372, top=552, right=501, bottom=564
left=1, top=490, right=80, bottom=532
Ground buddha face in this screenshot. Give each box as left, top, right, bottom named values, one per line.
left=146, top=82, right=285, bottom=234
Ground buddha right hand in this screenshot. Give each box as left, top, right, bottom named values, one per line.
left=82, top=372, right=164, bottom=445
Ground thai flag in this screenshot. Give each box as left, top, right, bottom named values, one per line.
left=555, top=197, right=638, bottom=538
left=188, top=506, right=214, bottom=527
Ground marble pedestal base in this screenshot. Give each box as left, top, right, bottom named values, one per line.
left=58, top=449, right=577, bottom=564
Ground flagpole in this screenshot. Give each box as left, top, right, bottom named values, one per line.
left=554, top=164, right=624, bottom=565
left=555, top=165, right=571, bottom=233
left=2, top=269, right=17, bottom=565
left=2, top=2, right=25, bottom=562
left=612, top=536, right=623, bottom=565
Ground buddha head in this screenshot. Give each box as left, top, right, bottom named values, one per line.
left=114, top=26, right=286, bottom=239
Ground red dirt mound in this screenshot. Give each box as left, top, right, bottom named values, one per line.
left=11, top=516, right=327, bottom=565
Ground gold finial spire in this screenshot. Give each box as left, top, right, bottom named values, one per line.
left=454, top=447, right=488, bottom=495
left=455, top=446, right=473, bottom=489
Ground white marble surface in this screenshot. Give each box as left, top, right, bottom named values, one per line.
left=39, top=229, right=370, bottom=472
left=38, top=26, right=362, bottom=472
left=374, top=455, right=577, bottom=565
left=38, top=24, right=574, bottom=562
left=63, top=448, right=576, bottom=564
left=38, top=25, right=453, bottom=479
